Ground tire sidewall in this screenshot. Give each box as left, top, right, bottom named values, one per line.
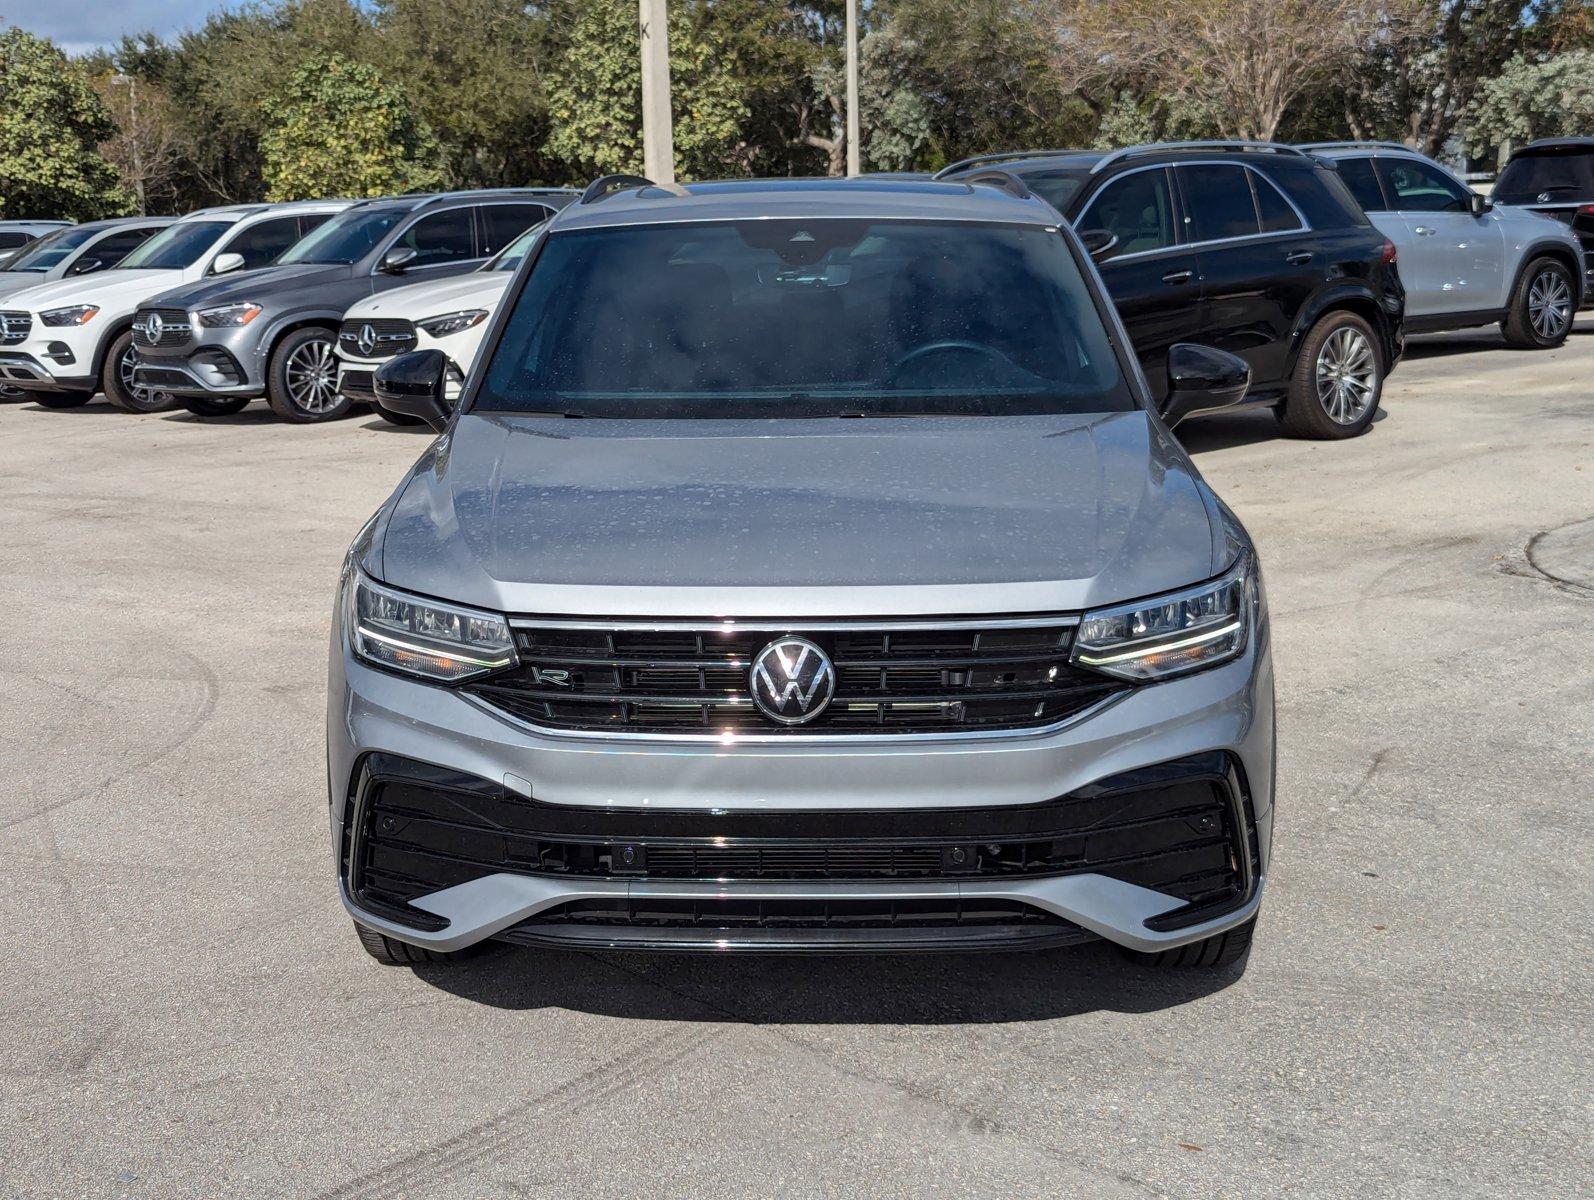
left=102, top=331, right=177, bottom=413
left=267, top=328, right=350, bottom=423
left=1513, top=259, right=1575, bottom=348
left=1286, top=311, right=1382, bottom=439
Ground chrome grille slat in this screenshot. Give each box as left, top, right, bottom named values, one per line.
left=132, top=308, right=192, bottom=349
left=0, top=311, right=31, bottom=345
left=338, top=318, right=417, bottom=358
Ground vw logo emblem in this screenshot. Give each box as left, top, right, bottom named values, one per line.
left=749, top=636, right=836, bottom=725
left=356, top=323, right=377, bottom=355
left=146, top=312, right=163, bottom=342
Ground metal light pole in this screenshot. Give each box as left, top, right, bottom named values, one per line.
left=845, top=0, right=861, bottom=176
left=639, top=0, right=676, bottom=184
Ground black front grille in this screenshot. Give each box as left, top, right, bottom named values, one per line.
left=132, top=308, right=191, bottom=349
left=467, top=620, right=1123, bottom=735
left=0, top=311, right=30, bottom=345
left=338, top=318, right=416, bottom=359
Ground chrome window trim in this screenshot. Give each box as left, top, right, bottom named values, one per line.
left=506, top=613, right=1082, bottom=632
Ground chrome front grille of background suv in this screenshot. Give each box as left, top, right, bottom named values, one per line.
left=131, top=309, right=192, bottom=349
left=465, top=615, right=1126, bottom=739
left=0, top=311, right=31, bottom=345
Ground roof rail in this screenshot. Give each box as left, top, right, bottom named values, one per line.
left=1296, top=141, right=1415, bottom=154
left=961, top=169, right=1034, bottom=200
left=1089, top=141, right=1310, bottom=174
left=932, top=149, right=1089, bottom=180
left=579, top=173, right=689, bottom=204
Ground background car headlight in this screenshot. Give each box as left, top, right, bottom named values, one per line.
left=346, top=572, right=516, bottom=682
left=417, top=309, right=487, bottom=338
left=195, top=302, right=262, bottom=328
left=1072, top=554, right=1255, bottom=682
left=39, top=305, right=98, bottom=326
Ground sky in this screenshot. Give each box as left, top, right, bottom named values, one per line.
left=4, top=1, right=246, bottom=54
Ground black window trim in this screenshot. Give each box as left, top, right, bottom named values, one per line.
left=1076, top=159, right=1312, bottom=264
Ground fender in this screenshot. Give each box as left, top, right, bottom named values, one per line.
left=255, top=308, right=348, bottom=374
left=87, top=315, right=139, bottom=384
left=1503, top=238, right=1585, bottom=311
left=1283, top=281, right=1396, bottom=375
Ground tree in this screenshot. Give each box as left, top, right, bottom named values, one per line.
left=91, top=71, right=183, bottom=215
left=0, top=27, right=130, bottom=218
left=259, top=52, right=443, bottom=199
left=859, top=25, right=931, bottom=171
left=1052, top=0, right=1395, bottom=142
left=1469, top=51, right=1594, bottom=151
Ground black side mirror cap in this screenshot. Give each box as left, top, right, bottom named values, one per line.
left=1159, top=343, right=1251, bottom=427
left=379, top=245, right=418, bottom=274
left=374, top=349, right=453, bottom=432
left=1079, top=229, right=1119, bottom=260
left=1469, top=192, right=1493, bottom=217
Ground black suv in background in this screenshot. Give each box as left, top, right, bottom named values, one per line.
left=1492, top=138, right=1594, bottom=305
left=938, top=142, right=1404, bottom=439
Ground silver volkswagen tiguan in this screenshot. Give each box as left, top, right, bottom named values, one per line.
left=329, top=175, right=1275, bottom=971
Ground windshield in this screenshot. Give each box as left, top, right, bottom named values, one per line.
left=279, top=209, right=406, bottom=264
left=485, top=220, right=549, bottom=273
left=5, top=225, right=99, bottom=272
left=1494, top=150, right=1594, bottom=203
left=120, top=221, right=231, bottom=270
left=475, top=219, right=1132, bottom=419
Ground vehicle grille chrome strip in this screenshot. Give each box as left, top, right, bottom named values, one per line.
left=507, top=614, right=1082, bottom=632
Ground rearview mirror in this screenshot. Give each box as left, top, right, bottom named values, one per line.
left=211, top=252, right=246, bottom=275
left=375, top=349, right=453, bottom=432
left=1159, top=344, right=1251, bottom=428
left=1079, top=229, right=1119, bottom=260
left=379, top=246, right=418, bottom=274
left=1469, top=192, right=1493, bottom=218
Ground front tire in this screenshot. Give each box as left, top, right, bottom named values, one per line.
left=1118, top=916, right=1257, bottom=970
left=353, top=921, right=474, bottom=965
left=265, top=327, right=350, bottom=423
left=30, top=391, right=94, bottom=409
left=1501, top=257, right=1575, bottom=349
left=181, top=396, right=252, bottom=417
left=1280, top=311, right=1382, bottom=440
left=102, top=330, right=177, bottom=413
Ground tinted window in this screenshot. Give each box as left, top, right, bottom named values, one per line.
left=88, top=227, right=158, bottom=267
left=217, top=216, right=301, bottom=270
left=1336, top=157, right=1387, bottom=211
left=0, top=232, right=32, bottom=249
left=393, top=208, right=477, bottom=266
left=1376, top=158, right=1470, bottom=213
left=1076, top=169, right=1177, bottom=257
left=120, top=221, right=232, bottom=269
left=279, top=209, right=407, bottom=265
left=1252, top=172, right=1303, bottom=231
left=1179, top=164, right=1261, bottom=241
left=480, top=204, right=556, bottom=255
left=4, top=225, right=99, bottom=272
left=477, top=220, right=1133, bottom=419
left=297, top=213, right=334, bottom=240
left=1027, top=172, right=1088, bottom=215
left=486, top=221, right=549, bottom=273
left=1493, top=150, right=1594, bottom=203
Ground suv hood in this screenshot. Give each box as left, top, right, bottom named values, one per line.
left=347, top=273, right=511, bottom=320
left=0, top=271, right=51, bottom=300
left=2, top=268, right=184, bottom=315
left=374, top=411, right=1227, bottom=617
left=148, top=263, right=350, bottom=310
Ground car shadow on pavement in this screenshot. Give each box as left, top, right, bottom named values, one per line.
left=407, top=940, right=1244, bottom=1024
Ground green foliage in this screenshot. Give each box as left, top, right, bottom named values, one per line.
left=259, top=52, right=444, bottom=199
left=1091, top=92, right=1219, bottom=149
left=1469, top=51, right=1594, bottom=151
left=0, top=27, right=131, bottom=218
left=860, top=26, right=931, bottom=171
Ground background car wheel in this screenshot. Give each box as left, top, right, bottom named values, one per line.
left=265, top=327, right=350, bottom=423
left=181, top=397, right=252, bottom=417
left=1279, top=311, right=1382, bottom=440
left=1501, top=257, right=1575, bottom=349
left=29, top=391, right=94, bottom=409
left=102, top=331, right=177, bottom=413
left=1117, top=916, right=1256, bottom=970
left=353, top=921, right=477, bottom=965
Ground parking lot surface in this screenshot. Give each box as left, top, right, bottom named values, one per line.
left=3, top=322, right=1590, bottom=1199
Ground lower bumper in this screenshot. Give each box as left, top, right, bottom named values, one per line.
left=0, top=352, right=91, bottom=392
left=132, top=349, right=255, bottom=397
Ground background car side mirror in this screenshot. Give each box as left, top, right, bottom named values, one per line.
left=211, top=252, right=246, bottom=275
left=66, top=257, right=103, bottom=276
left=1469, top=192, right=1493, bottom=217
left=1159, top=343, right=1251, bottom=428
left=375, top=349, right=453, bottom=432
left=1079, top=229, right=1119, bottom=260
left=379, top=246, right=418, bottom=274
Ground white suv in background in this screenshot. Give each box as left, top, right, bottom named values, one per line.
left=0, top=201, right=348, bottom=411
left=335, top=220, right=549, bottom=425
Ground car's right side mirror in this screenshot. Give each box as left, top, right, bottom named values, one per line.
left=1079, top=229, right=1119, bottom=260
left=1159, top=344, right=1251, bottom=428
left=1469, top=192, right=1493, bottom=217
left=375, top=349, right=454, bottom=432
left=379, top=246, right=418, bottom=274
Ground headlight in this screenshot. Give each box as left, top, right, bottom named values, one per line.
left=1072, top=554, right=1256, bottom=682
left=40, top=305, right=98, bottom=326
left=417, top=309, right=487, bottom=338
left=346, top=572, right=517, bottom=682
left=195, top=302, right=262, bottom=328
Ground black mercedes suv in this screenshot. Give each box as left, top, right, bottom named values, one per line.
left=1492, top=138, right=1594, bottom=306
left=938, top=141, right=1405, bottom=439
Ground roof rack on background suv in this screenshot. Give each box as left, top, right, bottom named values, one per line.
left=1088, top=141, right=1311, bottom=174
left=960, top=169, right=1034, bottom=200
left=1296, top=141, right=1417, bottom=154
left=931, top=149, right=1090, bottom=180
left=579, top=174, right=690, bottom=204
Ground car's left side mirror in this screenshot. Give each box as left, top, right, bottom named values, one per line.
left=1469, top=192, right=1493, bottom=217
left=1159, top=343, right=1251, bottom=428
left=375, top=349, right=454, bottom=432
left=379, top=246, right=418, bottom=274
left=66, top=257, right=103, bottom=276
left=211, top=252, right=246, bottom=275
